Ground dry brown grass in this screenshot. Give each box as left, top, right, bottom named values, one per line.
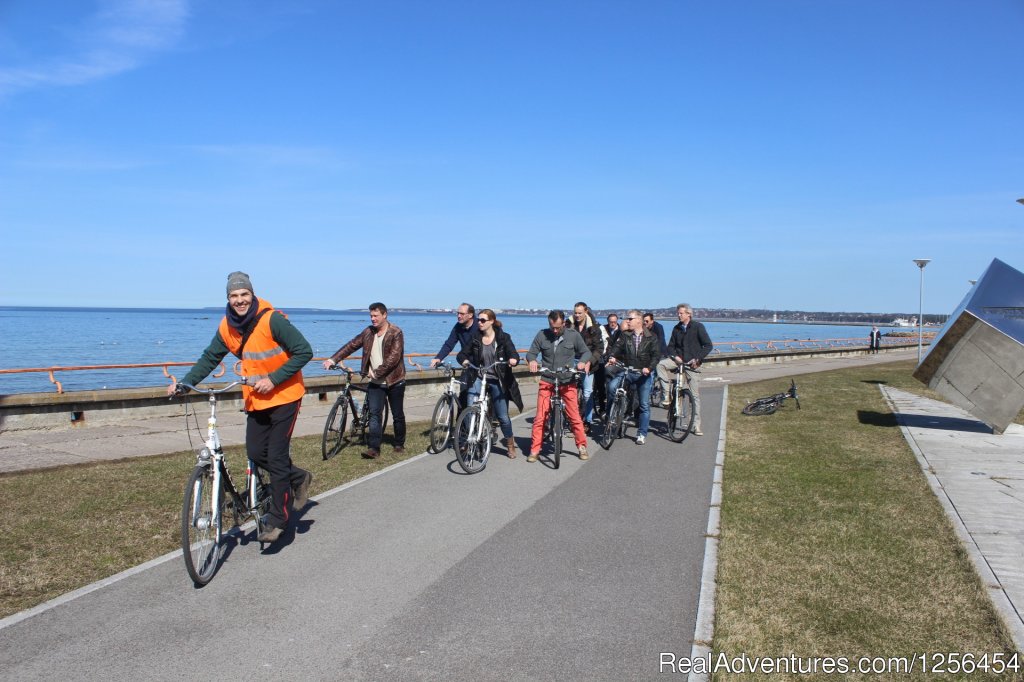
left=714, top=359, right=1021, bottom=680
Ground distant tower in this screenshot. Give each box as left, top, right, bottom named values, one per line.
left=772, top=312, right=778, bottom=323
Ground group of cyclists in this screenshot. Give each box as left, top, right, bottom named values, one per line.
left=427, top=301, right=714, bottom=462
left=169, top=273, right=714, bottom=543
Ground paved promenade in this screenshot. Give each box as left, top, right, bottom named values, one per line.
left=882, top=386, right=1024, bottom=649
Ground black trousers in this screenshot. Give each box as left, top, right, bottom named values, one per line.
left=245, top=399, right=308, bottom=530
left=366, top=381, right=406, bottom=450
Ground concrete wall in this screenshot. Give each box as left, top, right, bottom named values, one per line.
left=0, top=344, right=917, bottom=433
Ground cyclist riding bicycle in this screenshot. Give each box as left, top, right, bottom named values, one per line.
left=167, top=271, right=314, bottom=544
left=526, top=310, right=592, bottom=462
left=656, top=303, right=714, bottom=436
left=572, top=301, right=606, bottom=434
left=606, top=309, right=660, bottom=445
left=457, top=309, right=523, bottom=458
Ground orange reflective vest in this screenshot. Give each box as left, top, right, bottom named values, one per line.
left=218, top=300, right=305, bottom=411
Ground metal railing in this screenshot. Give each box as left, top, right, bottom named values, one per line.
left=0, top=338, right=931, bottom=394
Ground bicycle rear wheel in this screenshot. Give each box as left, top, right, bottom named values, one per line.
left=357, top=398, right=390, bottom=443
left=322, top=396, right=349, bottom=460
left=600, top=396, right=624, bottom=450
left=551, top=403, right=563, bottom=469
left=455, top=406, right=491, bottom=474
left=181, top=464, right=223, bottom=586
left=667, top=387, right=696, bottom=442
left=742, top=399, right=778, bottom=416
left=429, top=395, right=456, bottom=453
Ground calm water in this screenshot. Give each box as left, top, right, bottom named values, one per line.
left=0, top=307, right=884, bottom=394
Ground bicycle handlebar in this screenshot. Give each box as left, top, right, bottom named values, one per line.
left=462, top=360, right=510, bottom=372
left=173, top=380, right=246, bottom=397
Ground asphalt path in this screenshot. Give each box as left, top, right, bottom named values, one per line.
left=2, top=387, right=723, bottom=681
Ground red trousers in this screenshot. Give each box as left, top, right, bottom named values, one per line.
left=531, top=381, right=587, bottom=454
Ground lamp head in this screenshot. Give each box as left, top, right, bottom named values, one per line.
left=913, top=259, right=931, bottom=269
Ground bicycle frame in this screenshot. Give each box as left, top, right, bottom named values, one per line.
left=178, top=380, right=268, bottom=585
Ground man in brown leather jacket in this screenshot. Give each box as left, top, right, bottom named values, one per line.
left=324, top=302, right=406, bottom=459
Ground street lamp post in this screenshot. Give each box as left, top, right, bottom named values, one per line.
left=913, top=259, right=931, bottom=363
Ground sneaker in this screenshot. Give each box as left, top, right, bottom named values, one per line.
left=692, top=428, right=703, bottom=436
left=578, top=445, right=589, bottom=460
left=660, top=398, right=672, bottom=408
left=293, top=470, right=313, bottom=510
left=363, top=449, right=380, bottom=459
left=527, top=451, right=540, bottom=463
left=635, top=435, right=646, bottom=445
left=257, top=526, right=283, bottom=543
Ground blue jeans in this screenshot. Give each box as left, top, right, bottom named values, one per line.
left=606, top=371, right=653, bottom=437
left=581, top=371, right=595, bottom=424
left=468, top=378, right=513, bottom=439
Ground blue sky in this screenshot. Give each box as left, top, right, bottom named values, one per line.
left=1, top=0, right=1021, bottom=314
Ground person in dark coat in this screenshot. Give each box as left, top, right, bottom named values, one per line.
left=869, top=326, right=882, bottom=353
left=457, top=309, right=523, bottom=458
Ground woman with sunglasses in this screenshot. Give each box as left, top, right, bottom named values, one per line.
left=457, top=309, right=524, bottom=458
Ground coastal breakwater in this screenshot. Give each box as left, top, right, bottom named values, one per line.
left=0, top=342, right=922, bottom=432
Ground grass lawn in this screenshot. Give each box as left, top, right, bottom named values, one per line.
left=715, top=359, right=1022, bottom=680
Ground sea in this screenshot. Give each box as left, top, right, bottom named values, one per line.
left=0, top=307, right=889, bottom=395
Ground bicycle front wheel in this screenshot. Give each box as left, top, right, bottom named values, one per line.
left=600, top=396, right=624, bottom=450
left=667, top=388, right=696, bottom=442
left=551, top=403, right=563, bottom=468
left=455, top=406, right=491, bottom=474
left=742, top=399, right=778, bottom=416
left=429, top=395, right=456, bottom=453
left=322, top=397, right=349, bottom=460
left=181, top=464, right=223, bottom=586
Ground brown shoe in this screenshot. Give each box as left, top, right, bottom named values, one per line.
left=578, top=445, right=589, bottom=461
left=394, top=446, right=405, bottom=454
left=527, top=451, right=539, bottom=463
left=363, top=449, right=380, bottom=459
left=505, top=437, right=517, bottom=459
left=257, top=525, right=283, bottom=543
left=292, top=470, right=313, bottom=509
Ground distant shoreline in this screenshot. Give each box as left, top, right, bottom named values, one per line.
left=0, top=305, right=942, bottom=327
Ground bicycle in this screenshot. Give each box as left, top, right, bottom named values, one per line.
left=321, top=364, right=390, bottom=460
left=453, top=360, right=506, bottom=474
left=537, top=365, right=584, bottom=469
left=664, top=364, right=699, bottom=442
left=428, top=362, right=466, bottom=453
left=742, top=379, right=800, bottom=416
left=599, top=366, right=644, bottom=450
left=175, top=380, right=272, bottom=586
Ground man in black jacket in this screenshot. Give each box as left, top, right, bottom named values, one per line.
left=606, top=309, right=661, bottom=445
left=656, top=303, right=714, bottom=436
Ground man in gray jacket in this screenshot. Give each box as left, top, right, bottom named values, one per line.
left=526, top=310, right=592, bottom=462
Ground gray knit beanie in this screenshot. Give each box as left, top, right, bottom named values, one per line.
left=226, top=271, right=254, bottom=294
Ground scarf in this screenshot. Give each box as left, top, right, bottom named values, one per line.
left=226, top=296, right=261, bottom=333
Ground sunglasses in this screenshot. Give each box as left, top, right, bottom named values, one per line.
left=478, top=317, right=491, bottom=323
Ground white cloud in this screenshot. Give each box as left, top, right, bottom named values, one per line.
left=0, top=0, right=189, bottom=97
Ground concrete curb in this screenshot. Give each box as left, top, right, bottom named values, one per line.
left=880, top=384, right=1024, bottom=652
left=688, top=385, right=727, bottom=682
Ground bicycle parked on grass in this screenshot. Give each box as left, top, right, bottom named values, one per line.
left=538, top=365, right=584, bottom=469
left=663, top=365, right=699, bottom=442
left=453, top=360, right=507, bottom=474
left=321, top=364, right=389, bottom=460
left=175, top=380, right=272, bottom=586
left=428, top=361, right=467, bottom=453
left=742, top=379, right=800, bottom=416
left=599, top=366, right=644, bottom=450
